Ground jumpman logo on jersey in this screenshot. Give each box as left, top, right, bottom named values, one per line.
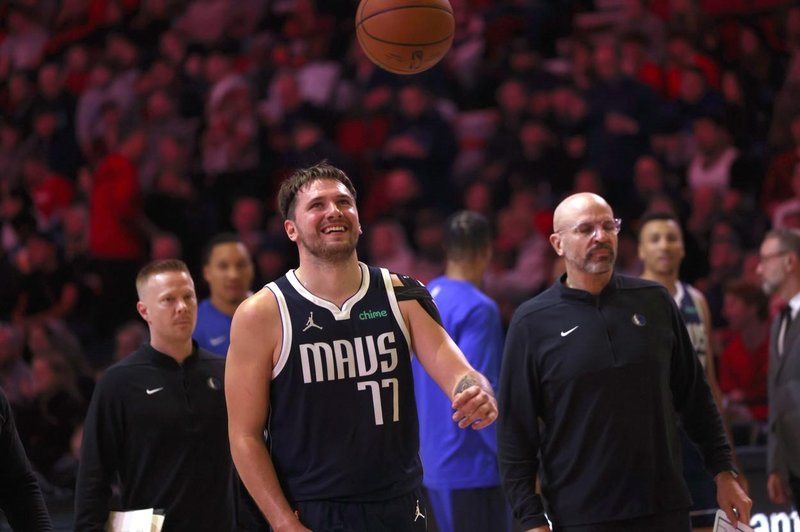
left=303, top=312, right=323, bottom=332
left=413, top=499, right=426, bottom=522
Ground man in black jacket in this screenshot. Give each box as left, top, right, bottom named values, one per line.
left=497, top=193, right=751, bottom=531
left=0, top=386, right=52, bottom=531
left=74, top=259, right=236, bottom=531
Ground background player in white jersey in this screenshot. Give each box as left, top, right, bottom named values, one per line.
left=225, top=161, right=498, bottom=532
left=638, top=211, right=748, bottom=530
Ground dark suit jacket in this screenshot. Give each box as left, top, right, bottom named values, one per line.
left=769, top=304, right=800, bottom=478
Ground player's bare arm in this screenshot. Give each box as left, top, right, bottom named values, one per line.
left=392, top=274, right=497, bottom=429
left=226, top=288, right=310, bottom=532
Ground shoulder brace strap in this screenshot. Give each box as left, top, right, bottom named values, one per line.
left=393, top=273, right=443, bottom=327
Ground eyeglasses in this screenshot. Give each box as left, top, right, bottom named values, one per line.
left=758, top=250, right=788, bottom=264
left=555, top=218, right=622, bottom=238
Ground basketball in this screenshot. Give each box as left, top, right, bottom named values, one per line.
left=355, top=0, right=455, bottom=75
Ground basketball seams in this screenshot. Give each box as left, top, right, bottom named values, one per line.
left=359, top=32, right=454, bottom=47
left=356, top=5, right=454, bottom=28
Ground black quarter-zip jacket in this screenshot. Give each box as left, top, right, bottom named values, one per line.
left=498, top=274, right=733, bottom=529
left=75, top=342, right=235, bottom=532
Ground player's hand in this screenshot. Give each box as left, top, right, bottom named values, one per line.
left=452, top=385, right=497, bottom=430
left=716, top=471, right=752, bottom=527
left=767, top=472, right=790, bottom=505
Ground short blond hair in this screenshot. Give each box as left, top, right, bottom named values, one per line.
left=135, top=259, right=190, bottom=298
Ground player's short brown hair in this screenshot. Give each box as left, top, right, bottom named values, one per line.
left=277, top=161, right=356, bottom=220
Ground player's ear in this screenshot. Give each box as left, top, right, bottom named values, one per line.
left=284, top=219, right=298, bottom=242
left=136, top=301, right=148, bottom=321
left=786, top=251, right=798, bottom=272
left=549, top=233, right=564, bottom=256
left=358, top=225, right=363, bottom=235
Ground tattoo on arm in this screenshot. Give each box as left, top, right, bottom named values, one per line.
left=454, top=375, right=478, bottom=394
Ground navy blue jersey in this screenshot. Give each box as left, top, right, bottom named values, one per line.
left=674, top=281, right=707, bottom=369
left=266, top=263, right=422, bottom=503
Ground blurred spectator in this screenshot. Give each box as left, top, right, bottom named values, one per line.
left=138, top=90, right=198, bottom=191
left=444, top=0, right=486, bottom=102
left=0, top=385, right=53, bottom=531
left=260, top=68, right=328, bottom=157
left=173, top=0, right=238, bottom=47
left=664, top=30, right=720, bottom=100
left=144, top=165, right=211, bottom=273
left=784, top=4, right=800, bottom=56
left=31, top=61, right=82, bottom=175
left=0, top=4, right=49, bottom=79
left=736, top=22, right=786, bottom=104
left=87, top=129, right=154, bottom=340
left=12, top=232, right=79, bottom=330
left=620, top=31, right=666, bottom=96
left=572, top=166, right=606, bottom=197
left=229, top=195, right=266, bottom=257
left=0, top=236, right=25, bottom=321
left=686, top=114, right=745, bottom=193
left=768, top=52, right=800, bottom=151
left=566, top=36, right=594, bottom=91
left=699, top=230, right=745, bottom=329
left=14, top=350, right=87, bottom=484
left=763, top=112, right=800, bottom=216
left=23, top=104, right=83, bottom=183
left=584, top=39, right=657, bottom=212
left=772, top=162, right=800, bottom=229
left=0, top=322, right=33, bottom=405
left=112, top=320, right=148, bottom=363
left=24, top=318, right=92, bottom=396
left=75, top=61, right=116, bottom=158
left=381, top=83, right=458, bottom=204
left=20, top=156, right=74, bottom=232
left=507, top=119, right=573, bottom=202
left=410, top=208, right=446, bottom=284
left=365, top=218, right=421, bottom=278
left=721, top=68, right=767, bottom=155
left=627, top=154, right=676, bottom=220
left=46, top=0, right=120, bottom=57
left=0, top=120, right=25, bottom=188
left=484, top=198, right=552, bottom=312
left=284, top=120, right=359, bottom=190
left=62, top=44, right=91, bottom=95
left=461, top=180, right=498, bottom=220
left=719, top=279, right=770, bottom=443
left=1, top=71, right=37, bottom=136
left=253, top=232, right=294, bottom=287
left=668, top=66, right=726, bottom=132
left=665, top=0, right=712, bottom=45
left=149, top=232, right=183, bottom=261
left=615, top=0, right=666, bottom=62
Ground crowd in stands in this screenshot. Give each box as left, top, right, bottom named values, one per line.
left=0, top=0, right=794, bottom=508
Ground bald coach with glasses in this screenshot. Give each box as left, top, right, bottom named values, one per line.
left=497, top=193, right=750, bottom=532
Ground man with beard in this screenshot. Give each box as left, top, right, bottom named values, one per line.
left=638, top=211, right=747, bottom=531
left=225, top=161, right=498, bottom=531
left=497, top=193, right=750, bottom=532
left=756, top=229, right=800, bottom=510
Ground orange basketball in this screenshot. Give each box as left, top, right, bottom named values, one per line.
left=356, top=0, right=455, bottom=75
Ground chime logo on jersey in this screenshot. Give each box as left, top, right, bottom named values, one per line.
left=358, top=309, right=388, bottom=320
left=299, top=332, right=398, bottom=383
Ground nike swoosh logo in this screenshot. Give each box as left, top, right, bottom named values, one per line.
left=209, top=336, right=226, bottom=346
left=560, top=326, right=579, bottom=337
left=146, top=387, right=164, bottom=395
